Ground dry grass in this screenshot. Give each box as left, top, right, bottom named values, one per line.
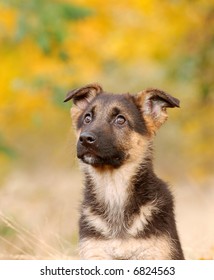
left=0, top=168, right=81, bottom=260
left=0, top=168, right=214, bottom=260
left=0, top=212, right=76, bottom=260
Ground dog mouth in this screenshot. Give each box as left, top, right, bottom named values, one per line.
left=81, top=153, right=99, bottom=166
left=77, top=151, right=126, bottom=168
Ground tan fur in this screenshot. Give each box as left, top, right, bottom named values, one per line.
left=143, top=116, right=158, bottom=136
left=126, top=131, right=152, bottom=163
left=79, top=235, right=172, bottom=260
left=70, top=107, right=81, bottom=126
left=135, top=90, right=169, bottom=135
left=82, top=201, right=159, bottom=239
left=127, top=201, right=159, bottom=236
left=82, top=207, right=111, bottom=237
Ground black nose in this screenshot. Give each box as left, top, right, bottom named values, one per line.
left=79, top=132, right=96, bottom=146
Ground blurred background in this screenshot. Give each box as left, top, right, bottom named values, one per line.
left=0, top=0, right=213, bottom=259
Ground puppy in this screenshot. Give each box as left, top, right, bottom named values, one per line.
left=64, top=83, right=184, bottom=260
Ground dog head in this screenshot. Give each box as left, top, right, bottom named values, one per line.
left=64, top=83, right=179, bottom=168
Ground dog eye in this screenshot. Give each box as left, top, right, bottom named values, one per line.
left=115, top=115, right=126, bottom=126
left=83, top=113, right=92, bottom=124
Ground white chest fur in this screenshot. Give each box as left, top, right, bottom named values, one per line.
left=83, top=160, right=158, bottom=238
left=88, top=161, right=139, bottom=217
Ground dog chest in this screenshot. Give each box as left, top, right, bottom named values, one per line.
left=81, top=162, right=160, bottom=238
left=79, top=235, right=172, bottom=260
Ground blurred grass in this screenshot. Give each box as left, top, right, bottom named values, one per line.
left=0, top=169, right=81, bottom=259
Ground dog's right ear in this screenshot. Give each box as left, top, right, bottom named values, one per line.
left=64, top=83, right=103, bottom=110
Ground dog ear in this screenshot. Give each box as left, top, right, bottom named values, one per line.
left=64, top=83, right=103, bottom=110
left=134, top=88, right=180, bottom=134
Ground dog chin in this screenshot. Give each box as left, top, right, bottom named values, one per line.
left=81, top=154, right=98, bottom=166
left=79, top=153, right=125, bottom=168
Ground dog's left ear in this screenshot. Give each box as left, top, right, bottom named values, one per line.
left=134, top=88, right=180, bottom=134
left=64, top=83, right=103, bottom=110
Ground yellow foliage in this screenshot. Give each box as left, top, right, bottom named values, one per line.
left=0, top=6, right=16, bottom=38
left=0, top=0, right=213, bottom=180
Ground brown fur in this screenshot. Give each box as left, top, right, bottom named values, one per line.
left=64, top=83, right=184, bottom=260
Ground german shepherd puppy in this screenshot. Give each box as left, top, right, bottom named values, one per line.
left=64, top=83, right=184, bottom=260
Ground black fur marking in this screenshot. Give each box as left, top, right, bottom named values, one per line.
left=127, top=161, right=184, bottom=259
left=79, top=172, right=104, bottom=239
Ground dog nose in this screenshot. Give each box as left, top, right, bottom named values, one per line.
left=79, top=132, right=96, bottom=146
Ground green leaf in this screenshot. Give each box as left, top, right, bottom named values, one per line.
left=36, top=32, right=51, bottom=54
left=3, top=0, right=93, bottom=53
left=58, top=50, right=69, bottom=62
left=0, top=135, right=16, bottom=158
left=0, top=224, right=15, bottom=237
left=0, top=145, right=16, bottom=158
left=60, top=4, right=93, bottom=20
left=52, top=86, right=67, bottom=107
